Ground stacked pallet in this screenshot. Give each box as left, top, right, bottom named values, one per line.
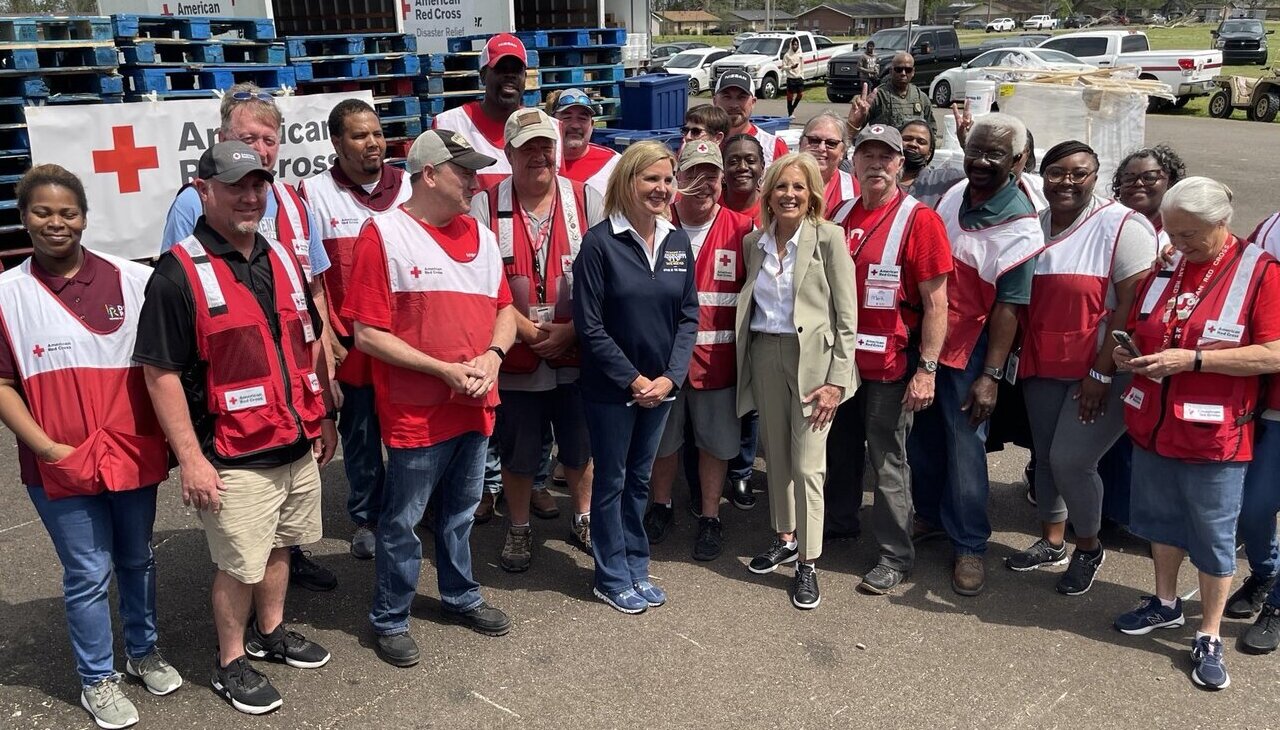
left=286, top=32, right=421, bottom=158
left=0, top=16, right=122, bottom=251
left=416, top=44, right=542, bottom=129
left=114, top=15, right=292, bottom=99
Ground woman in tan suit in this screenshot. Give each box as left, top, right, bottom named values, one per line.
left=736, top=152, right=858, bottom=610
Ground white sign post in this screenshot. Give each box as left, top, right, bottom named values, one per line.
left=25, top=92, right=369, bottom=261
left=905, top=0, right=920, bottom=22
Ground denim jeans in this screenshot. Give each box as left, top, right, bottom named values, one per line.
left=908, top=333, right=992, bottom=555
left=686, top=411, right=759, bottom=506
left=584, top=399, right=672, bottom=594
left=371, top=432, right=487, bottom=635
left=339, top=382, right=386, bottom=527
left=27, top=485, right=159, bottom=686
left=1239, top=418, right=1280, bottom=600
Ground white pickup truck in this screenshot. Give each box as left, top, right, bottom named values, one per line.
left=1023, top=15, right=1059, bottom=30
left=1037, top=30, right=1222, bottom=110
left=709, top=31, right=856, bottom=99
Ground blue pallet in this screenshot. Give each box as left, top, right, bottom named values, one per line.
left=416, top=76, right=445, bottom=96
left=292, top=54, right=419, bottom=83
left=29, top=92, right=124, bottom=105
left=121, top=39, right=286, bottom=66
left=436, top=89, right=540, bottom=113
left=0, top=43, right=118, bottom=71
left=419, top=96, right=445, bottom=115
left=430, top=49, right=539, bottom=73
left=538, top=64, right=623, bottom=86
left=535, top=46, right=623, bottom=68
left=0, top=70, right=124, bottom=98
left=125, top=65, right=294, bottom=95
left=113, top=15, right=276, bottom=42
left=539, top=81, right=620, bottom=98
left=294, top=76, right=415, bottom=96
left=375, top=96, right=420, bottom=118
left=0, top=16, right=113, bottom=43
left=381, top=116, right=422, bottom=139
left=0, top=126, right=29, bottom=152
left=515, top=28, right=626, bottom=49
left=602, top=128, right=681, bottom=152
left=284, top=33, right=415, bottom=59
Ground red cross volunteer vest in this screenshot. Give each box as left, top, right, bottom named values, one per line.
left=561, top=143, right=619, bottom=198
left=273, top=181, right=313, bottom=279
left=824, top=170, right=859, bottom=226
left=674, top=205, right=753, bottom=390
left=1252, top=212, right=1280, bottom=258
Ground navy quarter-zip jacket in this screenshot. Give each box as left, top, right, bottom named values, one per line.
left=572, top=218, right=699, bottom=404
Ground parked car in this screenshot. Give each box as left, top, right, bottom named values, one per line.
left=986, top=18, right=1016, bottom=33
left=978, top=34, right=1050, bottom=52
left=646, top=41, right=711, bottom=72
left=711, top=32, right=856, bottom=99
left=1038, top=30, right=1224, bottom=110
left=928, top=47, right=1094, bottom=106
left=1023, top=15, right=1059, bottom=30
left=733, top=32, right=755, bottom=49
left=661, top=47, right=733, bottom=94
left=826, top=24, right=982, bottom=102
left=1063, top=15, right=1095, bottom=29
left=1213, top=18, right=1273, bottom=66
left=960, top=19, right=985, bottom=30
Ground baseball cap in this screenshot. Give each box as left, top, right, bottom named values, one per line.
left=197, top=140, right=274, bottom=183
left=480, top=33, right=527, bottom=69
left=554, top=88, right=594, bottom=114
left=678, top=140, right=723, bottom=172
left=406, top=129, right=497, bottom=174
left=505, top=108, right=558, bottom=149
left=715, top=70, right=753, bottom=95
left=854, top=124, right=904, bottom=154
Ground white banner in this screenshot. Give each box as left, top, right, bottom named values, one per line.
left=404, top=0, right=513, bottom=54
left=25, top=92, right=370, bottom=261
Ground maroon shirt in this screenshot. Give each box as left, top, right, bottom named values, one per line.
left=0, top=251, right=128, bottom=487
left=328, top=162, right=406, bottom=212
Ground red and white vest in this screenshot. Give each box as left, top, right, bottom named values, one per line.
left=302, top=168, right=412, bottom=385
left=1124, top=238, right=1273, bottom=462
left=1019, top=172, right=1049, bottom=214
left=935, top=180, right=1045, bottom=369
left=1251, top=211, right=1280, bottom=258
left=0, top=253, right=169, bottom=499
left=482, top=175, right=586, bottom=374
left=824, top=169, right=859, bottom=225
left=1020, top=201, right=1149, bottom=380
left=435, top=103, right=563, bottom=191
left=369, top=209, right=505, bottom=410
left=834, top=193, right=930, bottom=382
left=745, top=122, right=789, bottom=168
left=676, top=205, right=753, bottom=390
left=561, top=143, right=620, bottom=198
left=272, top=181, right=314, bottom=280
left=170, top=235, right=326, bottom=459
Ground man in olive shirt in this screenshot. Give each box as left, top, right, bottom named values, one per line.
left=846, top=52, right=936, bottom=136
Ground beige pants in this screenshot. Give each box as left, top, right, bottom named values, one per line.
left=749, top=333, right=829, bottom=560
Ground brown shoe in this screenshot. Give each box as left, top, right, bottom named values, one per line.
left=474, top=492, right=495, bottom=524
left=911, top=518, right=946, bottom=544
left=952, top=555, right=986, bottom=596
left=530, top=488, right=561, bottom=519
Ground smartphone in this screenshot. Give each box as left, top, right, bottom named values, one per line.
left=1111, top=330, right=1142, bottom=358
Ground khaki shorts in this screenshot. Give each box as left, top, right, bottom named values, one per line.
left=199, top=453, right=322, bottom=584
left=657, top=386, right=741, bottom=461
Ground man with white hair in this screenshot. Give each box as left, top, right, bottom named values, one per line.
left=908, top=113, right=1044, bottom=597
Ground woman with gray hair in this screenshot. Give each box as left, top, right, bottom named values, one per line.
left=797, top=111, right=858, bottom=224
left=1112, top=176, right=1280, bottom=690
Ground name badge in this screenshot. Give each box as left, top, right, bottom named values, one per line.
left=1178, top=402, right=1226, bottom=423
left=307, top=372, right=322, bottom=394
left=224, top=385, right=268, bottom=412
left=293, top=238, right=308, bottom=256
left=713, top=249, right=737, bottom=282
left=303, top=322, right=316, bottom=343
left=663, top=248, right=688, bottom=272
left=1202, top=320, right=1244, bottom=344
left=561, top=254, right=574, bottom=274
left=855, top=333, right=888, bottom=353
left=530, top=304, right=554, bottom=325
left=1123, top=387, right=1144, bottom=410
left=1004, top=351, right=1019, bottom=386
left=864, top=286, right=896, bottom=310
left=292, top=292, right=308, bottom=312
left=867, top=264, right=901, bottom=283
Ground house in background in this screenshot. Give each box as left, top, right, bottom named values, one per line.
left=794, top=2, right=907, bottom=37
left=653, top=10, right=722, bottom=35
left=720, top=9, right=799, bottom=32
left=951, top=0, right=1045, bottom=24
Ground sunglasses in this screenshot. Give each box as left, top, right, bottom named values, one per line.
left=680, top=125, right=706, bottom=137
left=555, top=93, right=594, bottom=111
left=230, top=90, right=276, bottom=102
left=893, top=66, right=915, bottom=73
left=803, top=135, right=843, bottom=150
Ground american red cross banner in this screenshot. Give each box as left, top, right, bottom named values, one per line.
left=25, top=91, right=372, bottom=261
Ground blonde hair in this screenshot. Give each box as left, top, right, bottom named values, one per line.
left=759, top=152, right=825, bottom=230
left=219, top=82, right=281, bottom=135
left=603, top=141, right=677, bottom=219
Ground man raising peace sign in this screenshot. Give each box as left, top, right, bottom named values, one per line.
left=846, top=52, right=936, bottom=137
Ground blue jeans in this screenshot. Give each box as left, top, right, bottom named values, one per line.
left=27, top=485, right=159, bottom=686
left=371, top=432, right=486, bottom=635
left=1240, top=419, right=1280, bottom=599
left=339, top=382, right=385, bottom=527
left=584, top=399, right=672, bottom=594
left=908, top=333, right=991, bottom=555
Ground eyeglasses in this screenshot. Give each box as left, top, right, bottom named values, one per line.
left=680, top=125, right=706, bottom=137
left=231, top=90, right=276, bottom=103
left=893, top=66, right=915, bottom=73
left=1119, top=170, right=1167, bottom=187
left=803, top=135, right=843, bottom=150
left=555, top=93, right=594, bottom=111
left=963, top=146, right=1014, bottom=163
left=1044, top=168, right=1097, bottom=185
left=238, top=133, right=280, bottom=148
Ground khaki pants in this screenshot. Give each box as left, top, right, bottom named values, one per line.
left=749, top=333, right=829, bottom=560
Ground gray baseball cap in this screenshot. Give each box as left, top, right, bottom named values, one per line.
left=197, top=141, right=274, bottom=183
left=407, top=129, right=496, bottom=174
left=854, top=124, right=904, bottom=154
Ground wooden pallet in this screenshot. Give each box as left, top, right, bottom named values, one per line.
left=0, top=70, right=125, bottom=99
left=0, top=42, right=118, bottom=71
left=120, top=39, right=287, bottom=67
left=112, top=15, right=277, bottom=42
left=284, top=33, right=415, bottom=59
left=124, top=66, right=294, bottom=97
left=0, top=16, right=113, bottom=44
left=538, top=64, right=622, bottom=86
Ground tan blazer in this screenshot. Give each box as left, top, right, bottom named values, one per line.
left=735, top=219, right=859, bottom=417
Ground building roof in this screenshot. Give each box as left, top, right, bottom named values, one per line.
left=797, top=2, right=905, bottom=18
left=722, top=9, right=798, bottom=21
left=656, top=10, right=722, bottom=23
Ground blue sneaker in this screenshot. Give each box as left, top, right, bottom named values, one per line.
left=1114, top=596, right=1185, bottom=635
left=633, top=579, right=667, bottom=607
left=592, top=586, right=648, bottom=614
left=1191, top=635, right=1231, bottom=690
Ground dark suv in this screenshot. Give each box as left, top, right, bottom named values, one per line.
left=1213, top=18, right=1272, bottom=66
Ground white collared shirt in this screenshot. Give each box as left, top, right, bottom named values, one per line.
left=750, top=221, right=804, bottom=334
left=609, top=212, right=674, bottom=272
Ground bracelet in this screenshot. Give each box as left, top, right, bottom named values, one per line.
left=486, top=345, right=507, bottom=361
left=1088, top=369, right=1113, bottom=384
left=1194, top=349, right=1203, bottom=372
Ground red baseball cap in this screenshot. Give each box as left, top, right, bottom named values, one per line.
left=480, top=33, right=527, bottom=69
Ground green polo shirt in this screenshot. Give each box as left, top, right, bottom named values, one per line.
left=959, top=175, right=1037, bottom=305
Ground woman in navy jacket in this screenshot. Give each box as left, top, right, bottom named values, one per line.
left=572, top=141, right=699, bottom=614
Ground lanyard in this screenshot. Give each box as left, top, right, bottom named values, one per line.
left=1160, top=239, right=1237, bottom=351
left=521, top=204, right=555, bottom=303
left=850, top=191, right=904, bottom=262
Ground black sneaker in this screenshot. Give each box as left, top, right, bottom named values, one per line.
left=729, top=479, right=756, bottom=510
left=859, top=563, right=906, bottom=595
left=444, top=601, right=512, bottom=637
left=1225, top=573, right=1276, bottom=619
left=288, top=549, right=337, bottom=592
left=244, top=621, right=331, bottom=669
left=792, top=563, right=820, bottom=609
left=643, top=503, right=673, bottom=545
left=1241, top=602, right=1280, bottom=654
left=211, top=656, right=282, bottom=715
left=1055, top=548, right=1105, bottom=596
left=374, top=632, right=421, bottom=667
left=692, top=517, right=723, bottom=561
left=1005, top=538, right=1069, bottom=572
left=749, top=537, right=798, bottom=575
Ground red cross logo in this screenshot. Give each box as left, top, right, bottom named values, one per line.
left=92, top=126, right=159, bottom=194
left=1207, top=324, right=1217, bottom=334
left=856, top=336, right=866, bottom=346
left=32, top=344, right=44, bottom=358
left=870, top=267, right=880, bottom=277
left=402, top=0, right=411, bottom=18
left=229, top=395, right=238, bottom=405
left=410, top=266, right=422, bottom=278
left=719, top=253, right=731, bottom=267
left=329, top=217, right=339, bottom=228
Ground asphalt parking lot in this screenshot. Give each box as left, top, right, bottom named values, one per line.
left=1, top=102, right=1277, bottom=729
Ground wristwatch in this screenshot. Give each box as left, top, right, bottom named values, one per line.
left=981, top=365, right=1005, bottom=381
left=918, top=359, right=938, bottom=374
